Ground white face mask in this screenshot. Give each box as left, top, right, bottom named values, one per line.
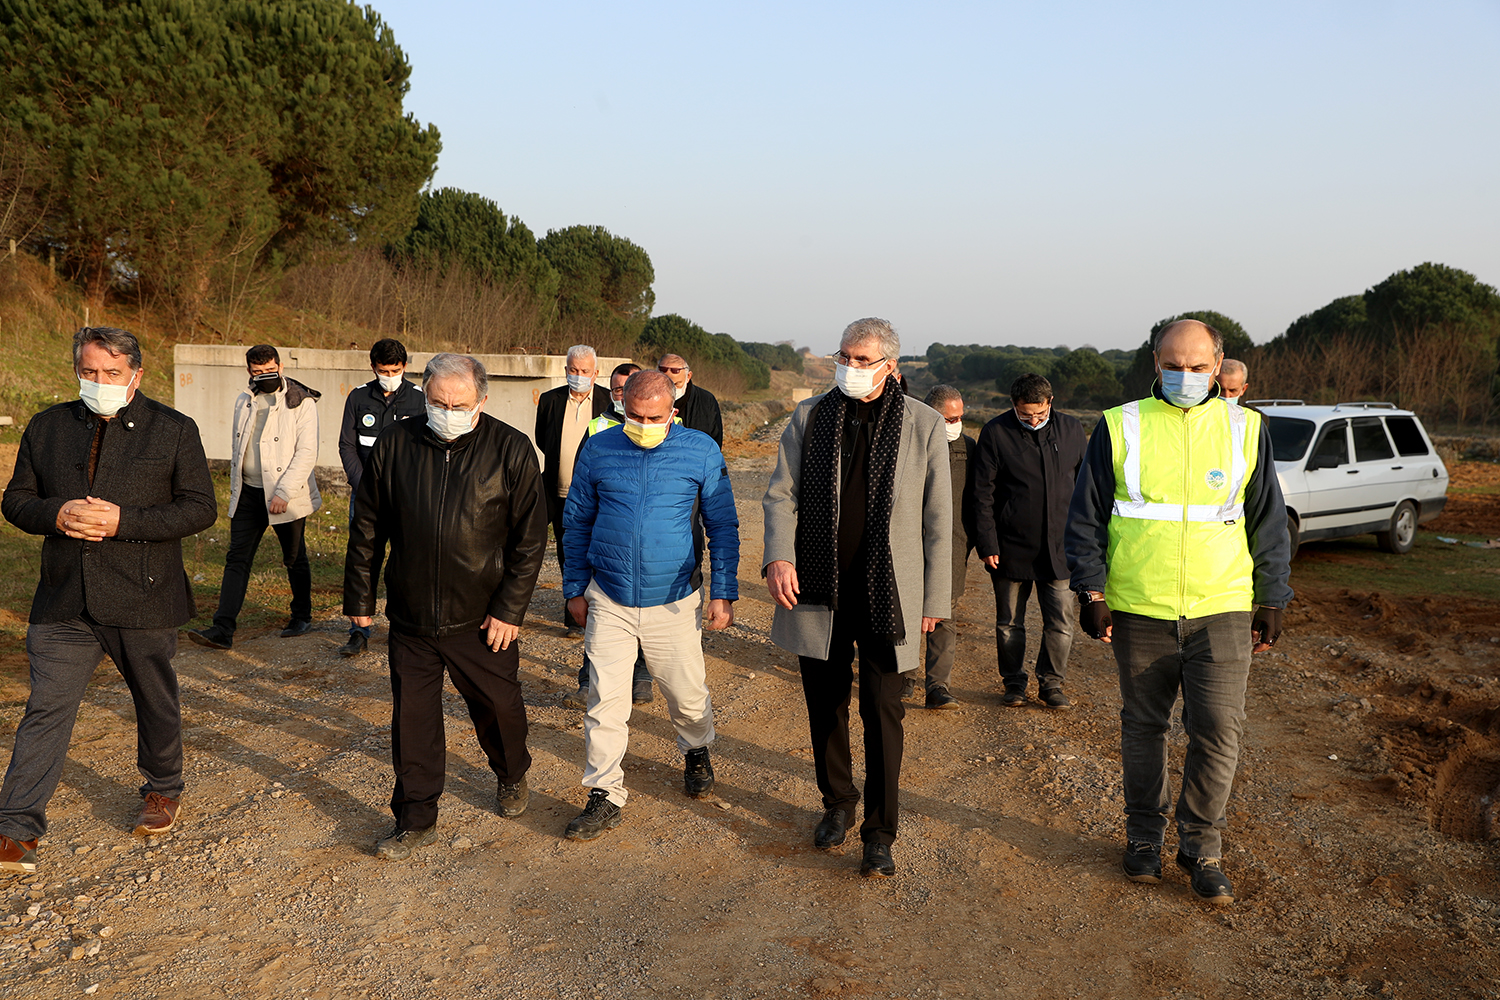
left=376, top=372, right=405, bottom=393
left=834, top=362, right=884, bottom=399
left=671, top=381, right=686, bottom=401
left=426, top=404, right=478, bottom=441
left=1159, top=369, right=1215, bottom=409
left=567, top=373, right=594, bottom=395
left=612, top=397, right=626, bottom=415
left=944, top=421, right=963, bottom=442
left=78, top=372, right=137, bottom=417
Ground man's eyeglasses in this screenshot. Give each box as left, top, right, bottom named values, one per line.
left=831, top=351, right=887, bottom=370
left=658, top=365, right=688, bottom=375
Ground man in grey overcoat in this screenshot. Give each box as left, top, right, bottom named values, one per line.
left=762, top=317, right=951, bottom=878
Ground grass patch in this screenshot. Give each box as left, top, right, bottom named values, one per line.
left=0, top=470, right=353, bottom=668
left=1292, top=530, right=1500, bottom=602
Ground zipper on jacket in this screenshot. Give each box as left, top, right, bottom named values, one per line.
left=635, top=443, right=649, bottom=608
left=1179, top=407, right=1190, bottom=618
left=434, top=447, right=451, bottom=627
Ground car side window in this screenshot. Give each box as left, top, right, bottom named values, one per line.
left=1384, top=416, right=1431, bottom=457
left=1351, top=417, right=1395, bottom=462
left=1309, top=421, right=1349, bottom=468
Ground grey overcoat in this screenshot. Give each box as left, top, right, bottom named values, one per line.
left=761, top=391, right=952, bottom=673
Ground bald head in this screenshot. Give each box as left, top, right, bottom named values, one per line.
left=1154, top=320, right=1223, bottom=384
left=623, top=370, right=677, bottom=425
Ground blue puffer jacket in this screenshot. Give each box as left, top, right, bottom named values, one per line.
left=562, top=424, right=740, bottom=608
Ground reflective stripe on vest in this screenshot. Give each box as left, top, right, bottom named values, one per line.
left=1113, top=399, right=1248, bottom=523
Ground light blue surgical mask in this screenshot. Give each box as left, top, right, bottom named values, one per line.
left=1022, top=417, right=1050, bottom=432
left=1225, top=395, right=1242, bottom=407
left=1159, top=370, right=1215, bottom=409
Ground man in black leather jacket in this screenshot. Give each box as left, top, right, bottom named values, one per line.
left=344, top=353, right=548, bottom=861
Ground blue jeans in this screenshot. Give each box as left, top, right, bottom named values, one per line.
left=1111, top=610, right=1252, bottom=858
left=990, top=576, right=1074, bottom=692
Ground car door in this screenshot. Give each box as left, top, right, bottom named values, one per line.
left=1343, top=416, right=1403, bottom=526
left=1298, top=418, right=1370, bottom=538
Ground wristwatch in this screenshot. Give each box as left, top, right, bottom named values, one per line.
left=1077, top=589, right=1105, bottom=604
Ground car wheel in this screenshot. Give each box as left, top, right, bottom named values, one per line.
left=1287, top=513, right=1300, bottom=560
left=1376, top=500, right=1417, bottom=554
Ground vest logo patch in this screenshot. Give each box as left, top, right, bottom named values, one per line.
left=1205, top=468, right=1227, bottom=490
left=362, top=413, right=376, bottom=427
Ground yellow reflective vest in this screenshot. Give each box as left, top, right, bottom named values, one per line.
left=1103, top=396, right=1262, bottom=619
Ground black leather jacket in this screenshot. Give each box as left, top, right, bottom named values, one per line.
left=343, top=413, right=548, bottom=636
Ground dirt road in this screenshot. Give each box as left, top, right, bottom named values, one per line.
left=3, top=453, right=1500, bottom=999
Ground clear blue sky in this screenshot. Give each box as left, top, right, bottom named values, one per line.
left=374, top=1, right=1500, bottom=355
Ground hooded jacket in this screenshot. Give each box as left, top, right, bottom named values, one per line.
left=227, top=377, right=322, bottom=524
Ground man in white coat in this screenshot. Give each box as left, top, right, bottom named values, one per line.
left=762, top=317, right=951, bottom=878
left=190, top=344, right=321, bottom=650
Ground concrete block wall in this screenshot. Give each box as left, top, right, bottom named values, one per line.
left=173, top=345, right=633, bottom=477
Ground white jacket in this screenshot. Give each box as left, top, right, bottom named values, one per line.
left=227, top=380, right=322, bottom=524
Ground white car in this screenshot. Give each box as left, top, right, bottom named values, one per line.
left=1253, top=401, right=1449, bottom=556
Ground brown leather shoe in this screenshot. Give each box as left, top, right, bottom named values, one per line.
left=134, top=792, right=180, bottom=836
left=0, top=834, right=38, bottom=872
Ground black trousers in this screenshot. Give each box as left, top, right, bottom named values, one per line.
left=213, top=484, right=311, bottom=634
left=553, top=509, right=647, bottom=689
left=799, top=608, right=905, bottom=846
left=387, top=627, right=531, bottom=831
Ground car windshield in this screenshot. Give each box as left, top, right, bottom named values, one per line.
left=1267, top=417, right=1316, bottom=462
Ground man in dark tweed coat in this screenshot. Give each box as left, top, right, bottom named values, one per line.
left=0, top=327, right=216, bottom=874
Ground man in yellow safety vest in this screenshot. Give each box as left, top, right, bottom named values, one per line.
left=1065, top=319, right=1292, bottom=907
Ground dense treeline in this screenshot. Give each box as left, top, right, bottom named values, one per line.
left=0, top=1, right=786, bottom=395
left=1256, top=263, right=1500, bottom=427
left=927, top=343, right=1135, bottom=409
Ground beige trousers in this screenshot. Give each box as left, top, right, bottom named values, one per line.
left=582, top=581, right=715, bottom=806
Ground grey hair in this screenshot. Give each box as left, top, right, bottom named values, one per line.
left=1154, top=319, right=1224, bottom=358
left=423, top=352, right=489, bottom=401
left=840, top=317, right=900, bottom=362
left=623, top=369, right=675, bottom=404
left=74, top=327, right=142, bottom=370
left=1220, top=358, right=1248, bottom=379
left=925, top=384, right=963, bottom=409
left=566, top=344, right=597, bottom=368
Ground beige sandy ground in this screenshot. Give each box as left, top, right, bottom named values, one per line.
left=2, top=452, right=1500, bottom=999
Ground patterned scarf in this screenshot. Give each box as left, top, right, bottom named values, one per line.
left=794, top=376, right=906, bottom=644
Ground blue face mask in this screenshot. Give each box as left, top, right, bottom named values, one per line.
left=1159, top=369, right=1215, bottom=408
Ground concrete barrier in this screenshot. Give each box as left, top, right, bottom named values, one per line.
left=173, top=345, right=633, bottom=481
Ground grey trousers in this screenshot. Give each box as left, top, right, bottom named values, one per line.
left=991, top=576, right=1073, bottom=692
left=0, top=617, right=184, bottom=840
left=1112, top=610, right=1252, bottom=859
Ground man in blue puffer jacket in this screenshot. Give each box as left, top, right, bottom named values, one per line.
left=560, top=370, right=741, bottom=840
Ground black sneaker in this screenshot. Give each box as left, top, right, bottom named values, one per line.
left=280, top=619, right=313, bottom=638
left=187, top=627, right=232, bottom=650
left=375, top=824, right=437, bottom=861
left=860, top=841, right=896, bottom=878
left=1122, top=841, right=1162, bottom=883
left=631, top=677, right=654, bottom=704
left=1175, top=852, right=1234, bottom=905
left=684, top=747, right=714, bottom=798
left=1000, top=688, right=1027, bottom=707
left=814, top=807, right=849, bottom=850
left=337, top=632, right=368, bottom=657
left=564, top=789, right=622, bottom=841
left=925, top=686, right=960, bottom=710
left=899, top=676, right=917, bottom=700
left=497, top=778, right=529, bottom=817
left=1040, top=688, right=1072, bottom=710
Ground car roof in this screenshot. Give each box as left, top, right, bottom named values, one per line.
left=1247, top=401, right=1422, bottom=421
